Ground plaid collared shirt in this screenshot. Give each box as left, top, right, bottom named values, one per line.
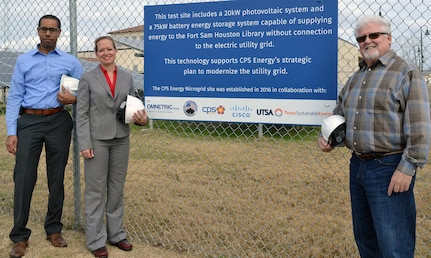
left=333, top=50, right=431, bottom=175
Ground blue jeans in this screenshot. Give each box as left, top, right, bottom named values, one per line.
left=349, top=153, right=416, bottom=258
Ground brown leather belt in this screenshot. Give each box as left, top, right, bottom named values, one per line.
left=353, top=151, right=403, bottom=161
left=22, top=106, right=64, bottom=116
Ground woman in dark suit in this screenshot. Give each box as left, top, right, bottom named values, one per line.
left=76, top=36, right=147, bottom=258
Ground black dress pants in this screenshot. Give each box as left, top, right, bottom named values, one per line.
left=9, top=110, right=73, bottom=243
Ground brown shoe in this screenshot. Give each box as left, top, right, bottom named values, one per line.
left=10, top=241, right=28, bottom=258
left=91, top=246, right=108, bottom=258
left=46, top=233, right=67, bottom=247
left=113, top=239, right=132, bottom=251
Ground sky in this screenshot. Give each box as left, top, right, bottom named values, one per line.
left=0, top=0, right=430, bottom=69
left=338, top=0, right=431, bottom=69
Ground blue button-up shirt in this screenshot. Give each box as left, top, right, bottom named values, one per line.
left=6, top=45, right=83, bottom=135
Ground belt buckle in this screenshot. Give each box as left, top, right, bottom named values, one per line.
left=354, top=151, right=372, bottom=161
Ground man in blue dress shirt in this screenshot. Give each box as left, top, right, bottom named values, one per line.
left=5, top=14, right=83, bottom=258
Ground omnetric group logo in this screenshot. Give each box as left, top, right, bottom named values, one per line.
left=183, top=101, right=198, bottom=116
left=146, top=103, right=177, bottom=113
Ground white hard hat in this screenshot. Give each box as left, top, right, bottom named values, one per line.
left=321, top=115, right=346, bottom=147
left=116, top=95, right=145, bottom=124
left=60, top=74, right=79, bottom=96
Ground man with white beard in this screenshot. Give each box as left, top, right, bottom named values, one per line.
left=317, top=15, right=430, bottom=258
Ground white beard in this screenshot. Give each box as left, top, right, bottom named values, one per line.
left=362, top=46, right=380, bottom=61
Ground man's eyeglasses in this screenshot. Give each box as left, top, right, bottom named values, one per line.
left=37, top=27, right=60, bottom=33
left=356, top=32, right=388, bottom=43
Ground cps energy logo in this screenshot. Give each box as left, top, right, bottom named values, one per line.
left=217, top=106, right=225, bottom=114
left=202, top=105, right=225, bottom=115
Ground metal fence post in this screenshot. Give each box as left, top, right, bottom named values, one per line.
left=69, top=0, right=81, bottom=230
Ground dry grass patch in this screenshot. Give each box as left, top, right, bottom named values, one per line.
left=0, top=121, right=430, bottom=256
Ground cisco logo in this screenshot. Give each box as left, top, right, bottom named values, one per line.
left=183, top=101, right=197, bottom=116
left=230, top=105, right=252, bottom=118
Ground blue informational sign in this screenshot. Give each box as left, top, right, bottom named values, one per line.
left=144, top=0, right=338, bottom=125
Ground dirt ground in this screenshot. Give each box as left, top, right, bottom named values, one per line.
left=0, top=214, right=192, bottom=258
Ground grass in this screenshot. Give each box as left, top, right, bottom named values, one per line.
left=0, top=213, right=192, bottom=258
left=0, top=114, right=430, bottom=257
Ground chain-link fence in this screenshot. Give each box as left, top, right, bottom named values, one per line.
left=1, top=0, right=430, bottom=257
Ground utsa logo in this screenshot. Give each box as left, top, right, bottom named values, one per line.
left=256, top=109, right=274, bottom=116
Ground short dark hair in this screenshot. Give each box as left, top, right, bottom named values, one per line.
left=38, top=15, right=61, bottom=29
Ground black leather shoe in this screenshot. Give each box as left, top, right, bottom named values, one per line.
left=91, top=246, right=108, bottom=258
left=114, top=239, right=132, bottom=251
